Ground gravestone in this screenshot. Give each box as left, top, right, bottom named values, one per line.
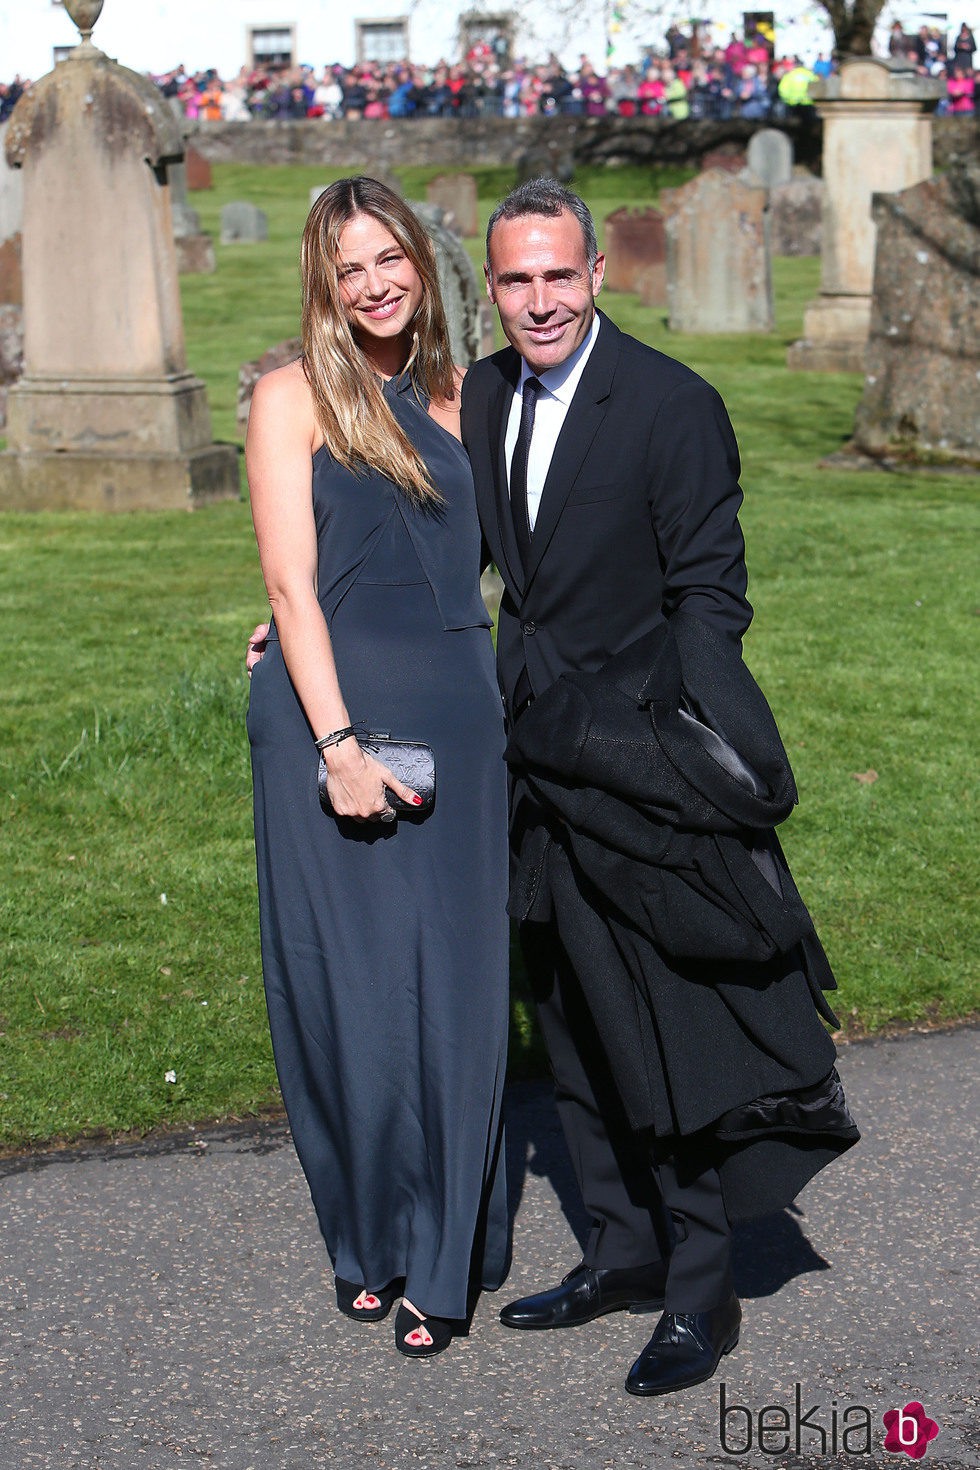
left=0, top=121, right=23, bottom=303
left=0, top=4, right=237, bottom=510
left=662, top=171, right=773, bottom=333
left=425, top=173, right=479, bottom=238
left=746, top=129, right=794, bottom=190
left=411, top=202, right=484, bottom=365
left=0, top=235, right=22, bottom=304
left=221, top=202, right=268, bottom=244
left=184, top=143, right=212, bottom=190
left=516, top=140, right=574, bottom=185
left=603, top=207, right=666, bottom=299
left=0, top=302, right=24, bottom=428
left=168, top=158, right=215, bottom=274
left=700, top=147, right=747, bottom=174
left=846, top=160, right=980, bottom=469
left=769, top=175, right=823, bottom=256
left=788, top=57, right=944, bottom=372
left=237, top=337, right=302, bottom=431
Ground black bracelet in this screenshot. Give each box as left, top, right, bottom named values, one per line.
left=314, top=725, right=357, bottom=752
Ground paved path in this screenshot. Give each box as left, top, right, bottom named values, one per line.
left=1, top=1027, right=977, bottom=1470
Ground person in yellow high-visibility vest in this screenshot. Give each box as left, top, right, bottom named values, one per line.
left=777, top=59, right=817, bottom=108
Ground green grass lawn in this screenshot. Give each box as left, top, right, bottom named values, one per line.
left=0, top=163, right=975, bottom=1152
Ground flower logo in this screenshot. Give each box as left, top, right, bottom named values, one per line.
left=883, top=1402, right=940, bottom=1459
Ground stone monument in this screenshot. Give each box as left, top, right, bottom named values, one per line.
left=769, top=175, right=823, bottom=256
left=603, top=207, right=666, bottom=300
left=746, top=129, right=794, bottom=190
left=844, top=158, right=980, bottom=470
left=410, top=202, right=487, bottom=364
left=168, top=158, right=215, bottom=274
left=0, top=121, right=23, bottom=304
left=787, top=57, right=944, bottom=373
left=662, top=171, right=773, bottom=333
left=425, top=173, right=479, bottom=238
left=0, top=0, right=238, bottom=510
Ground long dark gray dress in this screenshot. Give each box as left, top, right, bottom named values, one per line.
left=247, top=374, right=509, bottom=1319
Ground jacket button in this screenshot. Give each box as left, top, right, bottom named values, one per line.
left=522, top=620, right=537, bottom=635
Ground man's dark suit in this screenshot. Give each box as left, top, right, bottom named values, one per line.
left=461, top=310, right=754, bottom=1312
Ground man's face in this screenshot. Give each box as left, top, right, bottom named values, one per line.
left=485, top=210, right=605, bottom=376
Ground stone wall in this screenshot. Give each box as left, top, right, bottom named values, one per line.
left=184, top=114, right=974, bottom=176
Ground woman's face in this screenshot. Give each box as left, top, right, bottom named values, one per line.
left=336, top=213, right=424, bottom=348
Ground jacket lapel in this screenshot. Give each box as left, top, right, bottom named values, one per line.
left=524, top=312, right=619, bottom=589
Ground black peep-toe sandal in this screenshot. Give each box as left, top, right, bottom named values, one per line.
left=394, top=1302, right=456, bottom=1358
left=335, top=1277, right=399, bottom=1322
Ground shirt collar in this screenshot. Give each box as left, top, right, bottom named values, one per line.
left=518, top=312, right=601, bottom=406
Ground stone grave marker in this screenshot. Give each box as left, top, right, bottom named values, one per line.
left=184, top=142, right=212, bottom=190
left=769, top=175, right=823, bottom=256
left=167, top=158, right=215, bottom=274
left=700, top=147, right=747, bottom=174
left=0, top=8, right=237, bottom=510
left=847, top=159, right=980, bottom=469
left=746, top=129, right=794, bottom=189
left=662, top=171, right=773, bottom=333
left=221, top=201, right=269, bottom=244
left=411, top=201, right=484, bottom=364
left=603, top=207, right=666, bottom=300
left=425, top=173, right=479, bottom=238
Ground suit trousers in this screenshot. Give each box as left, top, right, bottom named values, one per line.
left=520, top=839, right=734, bottom=1313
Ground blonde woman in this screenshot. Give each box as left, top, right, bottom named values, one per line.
left=246, top=177, right=509, bottom=1358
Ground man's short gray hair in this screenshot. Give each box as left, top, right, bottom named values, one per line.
left=485, top=178, right=599, bottom=278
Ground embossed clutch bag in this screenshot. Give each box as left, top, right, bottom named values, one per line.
left=318, top=733, right=436, bottom=816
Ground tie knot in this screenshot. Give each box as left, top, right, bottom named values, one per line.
left=524, top=376, right=542, bottom=400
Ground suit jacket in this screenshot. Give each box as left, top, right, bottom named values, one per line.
left=460, top=310, right=753, bottom=720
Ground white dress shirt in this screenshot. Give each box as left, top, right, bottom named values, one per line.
left=504, top=314, right=602, bottom=532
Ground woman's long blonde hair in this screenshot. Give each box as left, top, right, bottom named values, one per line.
left=301, top=176, right=456, bottom=505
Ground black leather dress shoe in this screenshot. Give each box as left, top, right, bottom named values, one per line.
left=499, top=1262, right=667, bottom=1330
left=625, top=1293, right=741, bottom=1397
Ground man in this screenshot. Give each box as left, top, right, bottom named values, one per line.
left=461, top=179, right=853, bottom=1398
left=249, top=179, right=855, bottom=1396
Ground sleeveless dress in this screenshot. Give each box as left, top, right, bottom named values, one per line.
left=247, top=374, right=510, bottom=1319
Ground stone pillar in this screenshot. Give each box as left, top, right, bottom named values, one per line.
left=787, top=57, right=943, bottom=373
left=0, top=19, right=238, bottom=510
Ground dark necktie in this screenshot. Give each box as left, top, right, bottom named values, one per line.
left=509, top=376, right=541, bottom=569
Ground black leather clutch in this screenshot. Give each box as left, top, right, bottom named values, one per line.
left=318, top=733, right=436, bottom=816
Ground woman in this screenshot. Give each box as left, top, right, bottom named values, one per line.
left=246, top=177, right=510, bottom=1358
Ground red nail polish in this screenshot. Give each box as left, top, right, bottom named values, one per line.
left=412, top=795, right=423, bottom=806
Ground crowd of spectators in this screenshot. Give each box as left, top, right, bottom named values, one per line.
left=1, top=21, right=975, bottom=124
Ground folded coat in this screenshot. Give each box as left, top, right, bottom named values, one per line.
left=506, top=612, right=859, bottom=1219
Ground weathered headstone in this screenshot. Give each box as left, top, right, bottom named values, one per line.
left=0, top=122, right=23, bottom=240
left=167, top=158, right=215, bottom=274
left=788, top=57, right=944, bottom=372
left=0, top=302, right=24, bottom=428
left=221, top=202, right=268, bottom=244
left=425, top=173, right=479, bottom=238
left=636, top=263, right=667, bottom=310
left=0, top=120, right=23, bottom=304
left=0, top=7, right=238, bottom=510
left=769, top=175, right=823, bottom=256
left=846, top=160, right=980, bottom=469
left=603, top=207, right=666, bottom=298
left=410, top=201, right=484, bottom=365
left=184, top=142, right=212, bottom=190
left=700, top=147, right=747, bottom=174
left=662, top=171, right=773, bottom=333
left=0, top=234, right=22, bottom=304
left=516, top=140, right=574, bottom=185
left=238, top=337, right=302, bottom=431
left=746, top=129, right=794, bottom=190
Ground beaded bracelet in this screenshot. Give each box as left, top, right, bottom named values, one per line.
left=314, top=725, right=358, bottom=752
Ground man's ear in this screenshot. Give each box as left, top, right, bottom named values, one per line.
left=484, top=262, right=496, bottom=303
left=592, top=252, right=606, bottom=297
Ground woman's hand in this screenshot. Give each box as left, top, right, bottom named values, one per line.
left=246, top=622, right=270, bottom=676
left=322, top=740, right=421, bottom=822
